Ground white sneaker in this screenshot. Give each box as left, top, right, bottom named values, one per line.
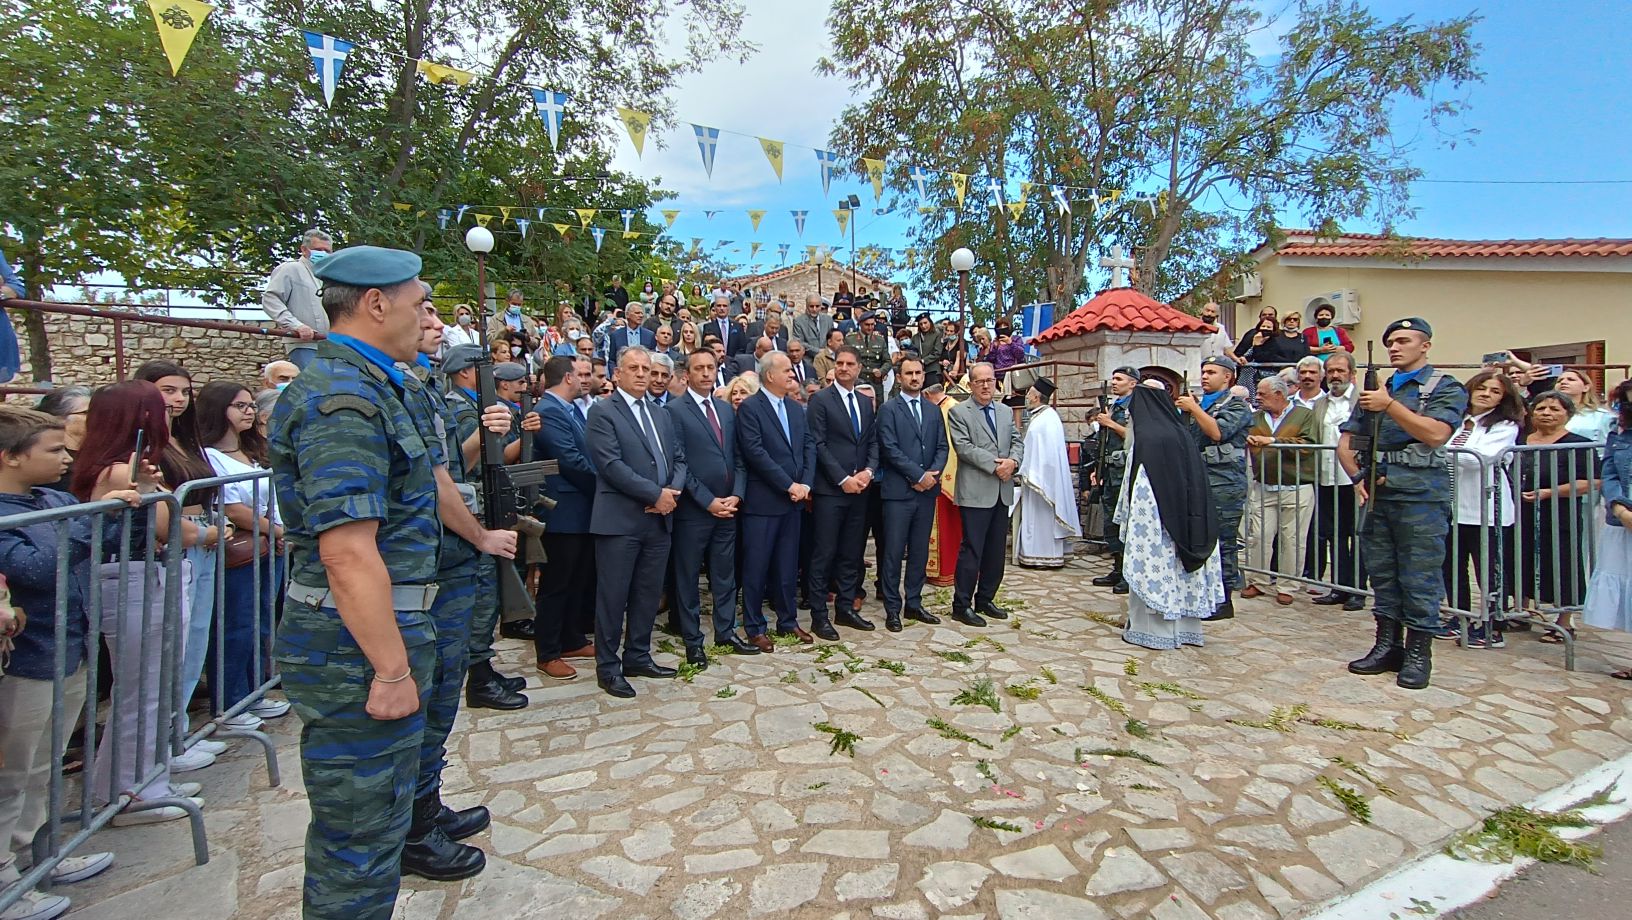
left=249, top=698, right=291, bottom=719
left=49, top=852, right=113, bottom=884
left=171, top=782, right=203, bottom=798
left=220, top=713, right=264, bottom=731
left=169, top=747, right=216, bottom=773
left=0, top=889, right=69, bottom=920
left=109, top=797, right=203, bottom=827
left=192, top=739, right=227, bottom=755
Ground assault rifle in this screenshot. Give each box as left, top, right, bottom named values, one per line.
left=1355, top=340, right=1381, bottom=530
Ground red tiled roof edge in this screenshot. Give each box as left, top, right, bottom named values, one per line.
left=1034, top=286, right=1214, bottom=344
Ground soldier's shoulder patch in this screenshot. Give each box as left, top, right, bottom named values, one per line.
left=317, top=394, right=380, bottom=418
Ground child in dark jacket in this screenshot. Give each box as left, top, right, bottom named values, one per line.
left=0, top=407, right=139, bottom=918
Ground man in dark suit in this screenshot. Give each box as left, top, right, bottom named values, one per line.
left=727, top=337, right=770, bottom=380
left=531, top=356, right=598, bottom=680
left=736, top=350, right=817, bottom=645
left=706, top=296, right=748, bottom=356
left=666, top=348, right=760, bottom=661
left=806, top=346, right=880, bottom=636
left=787, top=339, right=817, bottom=390
left=585, top=346, right=688, bottom=698
left=876, top=356, right=948, bottom=632
left=606, top=303, right=657, bottom=362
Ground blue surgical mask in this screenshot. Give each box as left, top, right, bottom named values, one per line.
left=507, top=305, right=521, bottom=316
left=275, top=382, right=289, bottom=391
left=307, top=250, right=330, bottom=265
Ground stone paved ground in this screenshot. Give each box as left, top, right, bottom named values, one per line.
left=53, top=557, right=1632, bottom=920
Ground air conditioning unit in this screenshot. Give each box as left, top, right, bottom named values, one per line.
left=1306, top=289, right=1360, bottom=326
left=1227, top=271, right=1263, bottom=301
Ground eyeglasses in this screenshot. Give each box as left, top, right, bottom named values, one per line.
left=229, top=402, right=257, bottom=412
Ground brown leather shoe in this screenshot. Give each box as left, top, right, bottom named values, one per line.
left=777, top=628, right=815, bottom=645
left=561, top=644, right=595, bottom=660
left=749, top=634, right=774, bottom=653
left=1240, top=585, right=1265, bottom=599
left=537, top=659, right=578, bottom=681
left=1275, top=592, right=1295, bottom=606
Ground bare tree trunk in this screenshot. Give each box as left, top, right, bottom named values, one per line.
left=21, top=244, right=50, bottom=383
left=380, top=0, right=433, bottom=199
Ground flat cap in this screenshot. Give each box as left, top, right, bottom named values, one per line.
left=1383, top=317, right=1432, bottom=340
left=312, top=245, right=422, bottom=288
left=493, top=362, right=529, bottom=382
left=442, top=344, right=484, bottom=374
left=915, top=312, right=931, bottom=322
left=1202, top=355, right=1239, bottom=373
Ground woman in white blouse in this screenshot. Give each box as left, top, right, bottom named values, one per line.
left=1438, top=370, right=1526, bottom=647
left=1556, top=369, right=1616, bottom=445
left=195, top=382, right=286, bottom=719
left=442, top=303, right=480, bottom=350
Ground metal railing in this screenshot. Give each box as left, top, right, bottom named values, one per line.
left=0, top=471, right=285, bottom=913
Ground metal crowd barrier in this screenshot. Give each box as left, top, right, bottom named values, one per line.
left=0, top=471, right=285, bottom=914
left=1238, top=441, right=1604, bottom=671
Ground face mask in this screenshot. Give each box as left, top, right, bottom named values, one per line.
left=511, top=346, right=523, bottom=357
left=307, top=250, right=329, bottom=265
left=275, top=382, right=289, bottom=391
left=507, top=306, right=521, bottom=316
left=457, top=314, right=472, bottom=326
left=1316, top=316, right=1331, bottom=327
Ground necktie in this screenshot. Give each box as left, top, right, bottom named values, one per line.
left=794, top=363, right=804, bottom=384
left=910, top=397, right=922, bottom=428
left=774, top=397, right=790, bottom=443
left=982, top=404, right=998, bottom=440
left=637, top=398, right=667, bottom=483
left=575, top=405, right=587, bottom=426
left=847, top=391, right=862, bottom=438
left=703, top=396, right=723, bottom=446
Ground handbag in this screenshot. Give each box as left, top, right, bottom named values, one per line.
left=223, top=528, right=271, bottom=569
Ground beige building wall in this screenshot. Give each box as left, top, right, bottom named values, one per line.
left=1236, top=260, right=1631, bottom=375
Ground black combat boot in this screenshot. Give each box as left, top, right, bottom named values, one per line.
left=401, top=795, right=487, bottom=880
left=465, top=661, right=528, bottom=710
left=1396, top=629, right=1434, bottom=690
left=1347, top=616, right=1404, bottom=675
left=1092, top=556, right=1123, bottom=587
left=430, top=791, right=491, bottom=841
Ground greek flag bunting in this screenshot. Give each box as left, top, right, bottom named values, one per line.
left=791, top=210, right=808, bottom=237
left=908, top=165, right=929, bottom=203
left=777, top=243, right=790, bottom=263
left=619, top=209, right=634, bottom=232
left=516, top=218, right=530, bottom=238
left=986, top=177, right=1006, bottom=209
left=531, top=89, right=568, bottom=152
left=692, top=124, right=720, bottom=178
left=302, top=31, right=355, bottom=108
left=591, top=227, right=605, bottom=251
left=437, top=209, right=451, bottom=229
left=814, top=149, right=840, bottom=197
left=1049, top=184, right=1070, bottom=215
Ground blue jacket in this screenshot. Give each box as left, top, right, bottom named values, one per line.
left=667, top=391, right=746, bottom=520
left=585, top=391, right=687, bottom=535
left=808, top=383, right=880, bottom=496
left=736, top=389, right=815, bottom=516
left=532, top=392, right=596, bottom=533
left=877, top=392, right=948, bottom=501
left=605, top=325, right=656, bottom=362
left=1603, top=426, right=1632, bottom=527
left=0, top=489, right=92, bottom=680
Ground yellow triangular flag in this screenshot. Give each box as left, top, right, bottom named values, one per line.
left=417, top=60, right=475, bottom=86
left=576, top=208, right=597, bottom=228
left=747, top=210, right=766, bottom=233
left=1005, top=201, right=1025, bottom=221
left=1103, top=188, right=1123, bottom=207
left=623, top=231, right=639, bottom=240
left=552, top=223, right=571, bottom=237
left=863, top=158, right=886, bottom=201
left=833, top=209, right=850, bottom=236
left=473, top=213, right=492, bottom=227
left=758, top=138, right=785, bottom=181
left=750, top=242, right=761, bottom=259
left=805, top=245, right=817, bottom=263
left=661, top=209, right=680, bottom=227
left=616, top=107, right=651, bottom=156
left=499, top=206, right=512, bottom=221
left=951, top=173, right=968, bottom=207
left=1018, top=181, right=1032, bottom=205
left=147, top=0, right=214, bottom=76
left=392, top=202, right=412, bottom=212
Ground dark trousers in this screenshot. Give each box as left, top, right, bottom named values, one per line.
left=1100, top=476, right=1123, bottom=554
left=807, top=492, right=868, bottom=622
left=593, top=526, right=671, bottom=679
left=1441, top=522, right=1511, bottom=614
left=672, top=512, right=741, bottom=647
left=954, top=501, right=1010, bottom=612
left=741, top=509, right=802, bottom=634
left=534, top=532, right=595, bottom=662
left=1309, top=483, right=1365, bottom=593
left=881, top=493, right=936, bottom=616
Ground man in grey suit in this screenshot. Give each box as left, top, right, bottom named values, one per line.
left=585, top=346, right=688, bottom=698
left=667, top=347, right=760, bottom=662
left=792, top=293, right=834, bottom=356
left=946, top=362, right=1024, bottom=627
left=877, top=356, right=947, bottom=632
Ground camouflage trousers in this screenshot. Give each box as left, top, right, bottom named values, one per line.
left=277, top=598, right=436, bottom=920
left=1100, top=474, right=1124, bottom=554
left=1361, top=498, right=1451, bottom=631
left=1208, top=469, right=1247, bottom=593
left=466, top=556, right=498, bottom=668
left=419, top=559, right=477, bottom=800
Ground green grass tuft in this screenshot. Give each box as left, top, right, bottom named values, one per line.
left=1080, top=685, right=1129, bottom=716
left=812, top=721, right=862, bottom=757
left=656, top=637, right=682, bottom=656
left=971, top=816, right=1024, bottom=833
left=1040, top=666, right=1058, bottom=685
left=714, top=685, right=737, bottom=699
left=1085, top=747, right=1164, bottom=767
left=1137, top=680, right=1205, bottom=701
left=952, top=678, right=1003, bottom=713
left=1227, top=703, right=1309, bottom=732
left=927, top=716, right=993, bottom=750
left=1330, top=756, right=1398, bottom=797
left=1124, top=718, right=1153, bottom=739
left=780, top=670, right=801, bottom=684
left=875, top=659, right=907, bottom=675
left=936, top=649, right=975, bottom=664
left=819, top=667, right=847, bottom=683
left=976, top=759, right=997, bottom=782
left=677, top=662, right=705, bottom=683
left=1001, top=724, right=1023, bottom=741
left=1123, top=658, right=1140, bottom=676
left=1317, top=775, right=1372, bottom=824
left=772, top=631, right=804, bottom=647
left=857, top=687, right=887, bottom=708
left=1005, top=681, right=1042, bottom=701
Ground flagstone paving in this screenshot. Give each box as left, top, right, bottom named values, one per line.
left=57, top=558, right=1632, bottom=919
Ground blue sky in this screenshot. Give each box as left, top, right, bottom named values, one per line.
left=612, top=1, right=1631, bottom=293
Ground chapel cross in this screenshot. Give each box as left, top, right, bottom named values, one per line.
left=1099, top=244, right=1136, bottom=289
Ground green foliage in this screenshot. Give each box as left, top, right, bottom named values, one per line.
left=952, top=678, right=1002, bottom=713
left=1445, top=786, right=1617, bottom=870
left=1124, top=719, right=1153, bottom=739
left=1317, top=775, right=1372, bottom=825
left=976, top=759, right=997, bottom=782
left=1040, top=667, right=1058, bottom=685
left=936, top=649, right=975, bottom=664
left=813, top=721, right=862, bottom=757
left=780, top=670, right=801, bottom=684
left=1123, top=658, right=1140, bottom=677
left=1001, top=724, right=1023, bottom=741
left=819, top=667, right=847, bottom=683
left=1081, top=685, right=1129, bottom=716
left=1228, top=704, right=1309, bottom=732
left=714, top=685, right=737, bottom=699
left=927, top=717, right=993, bottom=750
left=1085, top=747, right=1165, bottom=768
left=677, top=662, right=705, bottom=683
left=1137, top=681, right=1205, bottom=701
left=1330, top=756, right=1398, bottom=797
left=857, top=687, right=887, bottom=708
left=971, top=816, right=1024, bottom=833
left=875, top=659, right=907, bottom=675
left=963, top=636, right=1006, bottom=652
left=772, top=632, right=805, bottom=647
left=1004, top=681, right=1041, bottom=701
left=655, top=637, right=682, bottom=657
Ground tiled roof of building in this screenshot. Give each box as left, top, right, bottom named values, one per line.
left=1034, top=287, right=1213, bottom=344
left=1275, top=232, right=1632, bottom=260
left=726, top=261, right=893, bottom=289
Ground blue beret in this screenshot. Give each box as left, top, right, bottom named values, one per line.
left=1111, top=366, right=1140, bottom=380
left=312, top=245, right=422, bottom=288
left=441, top=345, right=484, bottom=374
left=493, top=362, right=528, bottom=382
left=1202, top=355, right=1239, bottom=374
left=1383, top=317, right=1432, bottom=340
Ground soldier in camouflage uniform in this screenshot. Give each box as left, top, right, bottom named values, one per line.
left=268, top=246, right=449, bottom=918
left=441, top=355, right=530, bottom=710
left=1340, top=317, right=1467, bottom=690
left=1090, top=367, right=1138, bottom=593
left=1177, top=355, right=1253, bottom=619
left=846, top=311, right=890, bottom=394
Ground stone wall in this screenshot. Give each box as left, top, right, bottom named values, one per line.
left=1039, top=330, right=1211, bottom=442
left=4, top=307, right=290, bottom=393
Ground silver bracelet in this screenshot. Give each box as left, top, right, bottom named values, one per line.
left=374, top=669, right=411, bottom=684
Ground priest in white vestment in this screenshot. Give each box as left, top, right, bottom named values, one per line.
left=1014, top=377, right=1080, bottom=567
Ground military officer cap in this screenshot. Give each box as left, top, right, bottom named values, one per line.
left=1202, top=355, right=1239, bottom=374
left=916, top=312, right=931, bottom=322
left=858, top=310, right=879, bottom=324
left=493, top=362, right=528, bottom=382
left=311, top=245, right=422, bottom=288
left=442, top=344, right=484, bottom=374
left=1032, top=377, right=1056, bottom=398
left=1111, top=365, right=1140, bottom=380
left=1383, top=317, right=1432, bottom=341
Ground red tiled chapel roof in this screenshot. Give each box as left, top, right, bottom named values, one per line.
left=1035, top=287, right=1213, bottom=345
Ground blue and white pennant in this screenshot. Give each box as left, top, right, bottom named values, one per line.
left=692, top=124, right=720, bottom=178
left=908, top=165, right=930, bottom=203
left=302, top=31, right=355, bottom=109
left=790, top=210, right=808, bottom=238
left=530, top=89, right=569, bottom=152
left=814, top=150, right=841, bottom=197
